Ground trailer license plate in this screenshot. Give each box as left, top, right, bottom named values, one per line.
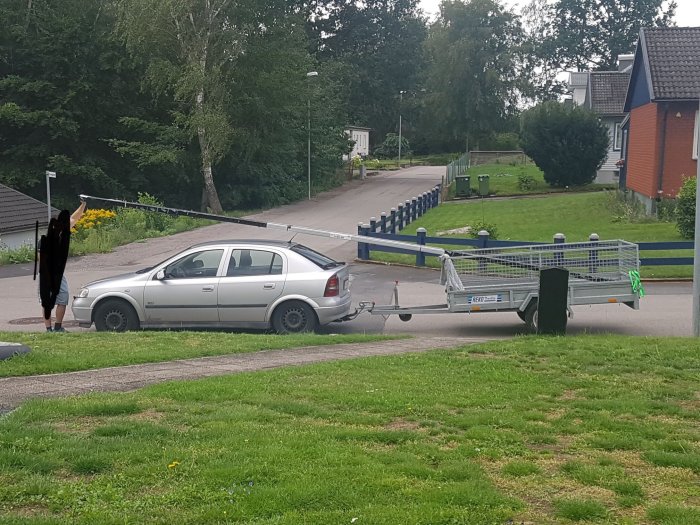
left=468, top=294, right=502, bottom=304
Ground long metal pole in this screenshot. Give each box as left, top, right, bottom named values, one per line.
left=307, top=96, right=311, bottom=200
left=693, top=96, right=700, bottom=336
left=46, top=172, right=51, bottom=223
left=398, top=91, right=403, bottom=166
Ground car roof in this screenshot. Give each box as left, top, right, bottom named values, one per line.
left=190, top=239, right=298, bottom=249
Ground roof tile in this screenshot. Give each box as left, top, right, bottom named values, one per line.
left=644, top=27, right=700, bottom=100
left=0, top=184, right=56, bottom=235
left=589, top=71, right=630, bottom=115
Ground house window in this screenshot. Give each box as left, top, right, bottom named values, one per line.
left=613, top=123, right=623, bottom=151
left=693, top=110, right=699, bottom=160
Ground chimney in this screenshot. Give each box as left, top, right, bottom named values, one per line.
left=618, top=54, right=634, bottom=72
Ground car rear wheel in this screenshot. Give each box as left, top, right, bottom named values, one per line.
left=94, top=299, right=140, bottom=332
left=271, top=301, right=317, bottom=334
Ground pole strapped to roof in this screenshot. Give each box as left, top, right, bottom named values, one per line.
left=78, top=194, right=447, bottom=257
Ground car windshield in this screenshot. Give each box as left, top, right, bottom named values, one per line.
left=290, top=244, right=343, bottom=269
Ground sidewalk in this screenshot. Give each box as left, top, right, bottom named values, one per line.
left=0, top=336, right=482, bottom=412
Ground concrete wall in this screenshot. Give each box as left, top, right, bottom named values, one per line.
left=1, top=230, right=36, bottom=251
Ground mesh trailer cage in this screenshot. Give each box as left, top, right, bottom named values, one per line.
left=441, top=240, right=640, bottom=292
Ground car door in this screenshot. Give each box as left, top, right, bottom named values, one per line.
left=143, top=248, right=224, bottom=326
left=218, top=248, right=286, bottom=324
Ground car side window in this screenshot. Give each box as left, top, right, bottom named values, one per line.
left=227, top=249, right=283, bottom=277
left=164, top=249, right=224, bottom=279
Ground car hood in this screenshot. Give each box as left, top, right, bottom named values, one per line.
left=82, top=271, right=150, bottom=289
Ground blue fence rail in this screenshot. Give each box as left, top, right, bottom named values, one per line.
left=356, top=185, right=441, bottom=260
left=357, top=230, right=695, bottom=267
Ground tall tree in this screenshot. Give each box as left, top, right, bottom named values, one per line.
left=0, top=0, right=148, bottom=205
left=116, top=0, right=241, bottom=213
left=308, top=0, right=427, bottom=145
left=525, top=0, right=676, bottom=72
left=420, top=0, right=525, bottom=152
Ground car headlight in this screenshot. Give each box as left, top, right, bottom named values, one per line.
left=78, top=288, right=90, bottom=298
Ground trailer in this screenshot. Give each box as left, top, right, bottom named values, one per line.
left=362, top=240, right=641, bottom=332
left=78, top=195, right=642, bottom=332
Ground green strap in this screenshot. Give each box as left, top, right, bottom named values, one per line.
left=629, top=270, right=645, bottom=298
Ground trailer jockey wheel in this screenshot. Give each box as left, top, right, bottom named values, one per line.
left=398, top=314, right=412, bottom=322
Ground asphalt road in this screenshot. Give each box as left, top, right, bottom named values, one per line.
left=0, top=166, right=694, bottom=337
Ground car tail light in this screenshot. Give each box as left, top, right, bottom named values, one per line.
left=324, top=274, right=340, bottom=297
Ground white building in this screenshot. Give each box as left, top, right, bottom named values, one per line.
left=0, top=183, right=55, bottom=251
left=344, top=126, right=371, bottom=159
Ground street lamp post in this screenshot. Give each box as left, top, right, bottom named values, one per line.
left=693, top=94, right=700, bottom=336
left=398, top=90, right=406, bottom=167
left=306, top=71, right=318, bottom=200
left=45, top=171, right=56, bottom=222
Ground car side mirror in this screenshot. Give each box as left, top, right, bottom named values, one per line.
left=155, top=269, right=166, bottom=280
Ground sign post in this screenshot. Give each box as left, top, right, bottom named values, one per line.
left=45, top=171, right=56, bottom=223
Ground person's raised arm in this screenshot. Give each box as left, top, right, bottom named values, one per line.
left=70, top=200, right=87, bottom=228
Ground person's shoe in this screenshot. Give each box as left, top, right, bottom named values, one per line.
left=53, top=327, right=67, bottom=333
left=45, top=327, right=53, bottom=332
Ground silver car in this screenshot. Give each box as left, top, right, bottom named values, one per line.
left=72, top=240, right=352, bottom=333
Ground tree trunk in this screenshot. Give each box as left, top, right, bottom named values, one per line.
left=195, top=82, right=223, bottom=213
left=198, top=127, right=223, bottom=213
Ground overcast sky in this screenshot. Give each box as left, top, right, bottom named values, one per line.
left=419, top=0, right=700, bottom=27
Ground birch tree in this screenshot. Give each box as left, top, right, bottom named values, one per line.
left=116, top=0, right=238, bottom=212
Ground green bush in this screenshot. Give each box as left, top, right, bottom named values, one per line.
left=0, top=243, right=34, bottom=264
left=374, top=133, right=411, bottom=159
left=521, top=101, right=609, bottom=187
left=676, top=176, right=696, bottom=239
left=469, top=221, right=499, bottom=240
left=137, top=192, right=175, bottom=232
left=605, top=190, right=648, bottom=223
left=517, top=173, right=536, bottom=191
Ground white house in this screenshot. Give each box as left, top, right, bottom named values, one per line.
left=0, top=183, right=55, bottom=250
left=567, top=55, right=633, bottom=183
left=344, top=126, right=371, bottom=159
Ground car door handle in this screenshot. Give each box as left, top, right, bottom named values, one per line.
left=202, top=286, right=215, bottom=292
left=263, top=283, right=276, bottom=289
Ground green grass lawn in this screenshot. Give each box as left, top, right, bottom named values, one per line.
left=0, top=336, right=697, bottom=523
left=0, top=332, right=395, bottom=377
left=372, top=192, right=690, bottom=278
left=463, top=163, right=615, bottom=196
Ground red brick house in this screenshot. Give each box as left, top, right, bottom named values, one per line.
left=620, top=27, right=700, bottom=212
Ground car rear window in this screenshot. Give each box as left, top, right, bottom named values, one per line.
left=290, top=244, right=342, bottom=269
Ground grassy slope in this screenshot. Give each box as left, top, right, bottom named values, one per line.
left=372, top=192, right=689, bottom=278
left=0, top=336, right=697, bottom=523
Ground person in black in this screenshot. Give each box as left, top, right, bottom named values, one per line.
left=38, top=201, right=86, bottom=332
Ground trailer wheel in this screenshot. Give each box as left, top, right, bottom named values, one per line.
left=523, top=300, right=538, bottom=334
left=398, top=314, right=412, bottom=322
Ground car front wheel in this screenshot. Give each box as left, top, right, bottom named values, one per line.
left=93, top=299, right=140, bottom=332
left=271, top=301, right=318, bottom=334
